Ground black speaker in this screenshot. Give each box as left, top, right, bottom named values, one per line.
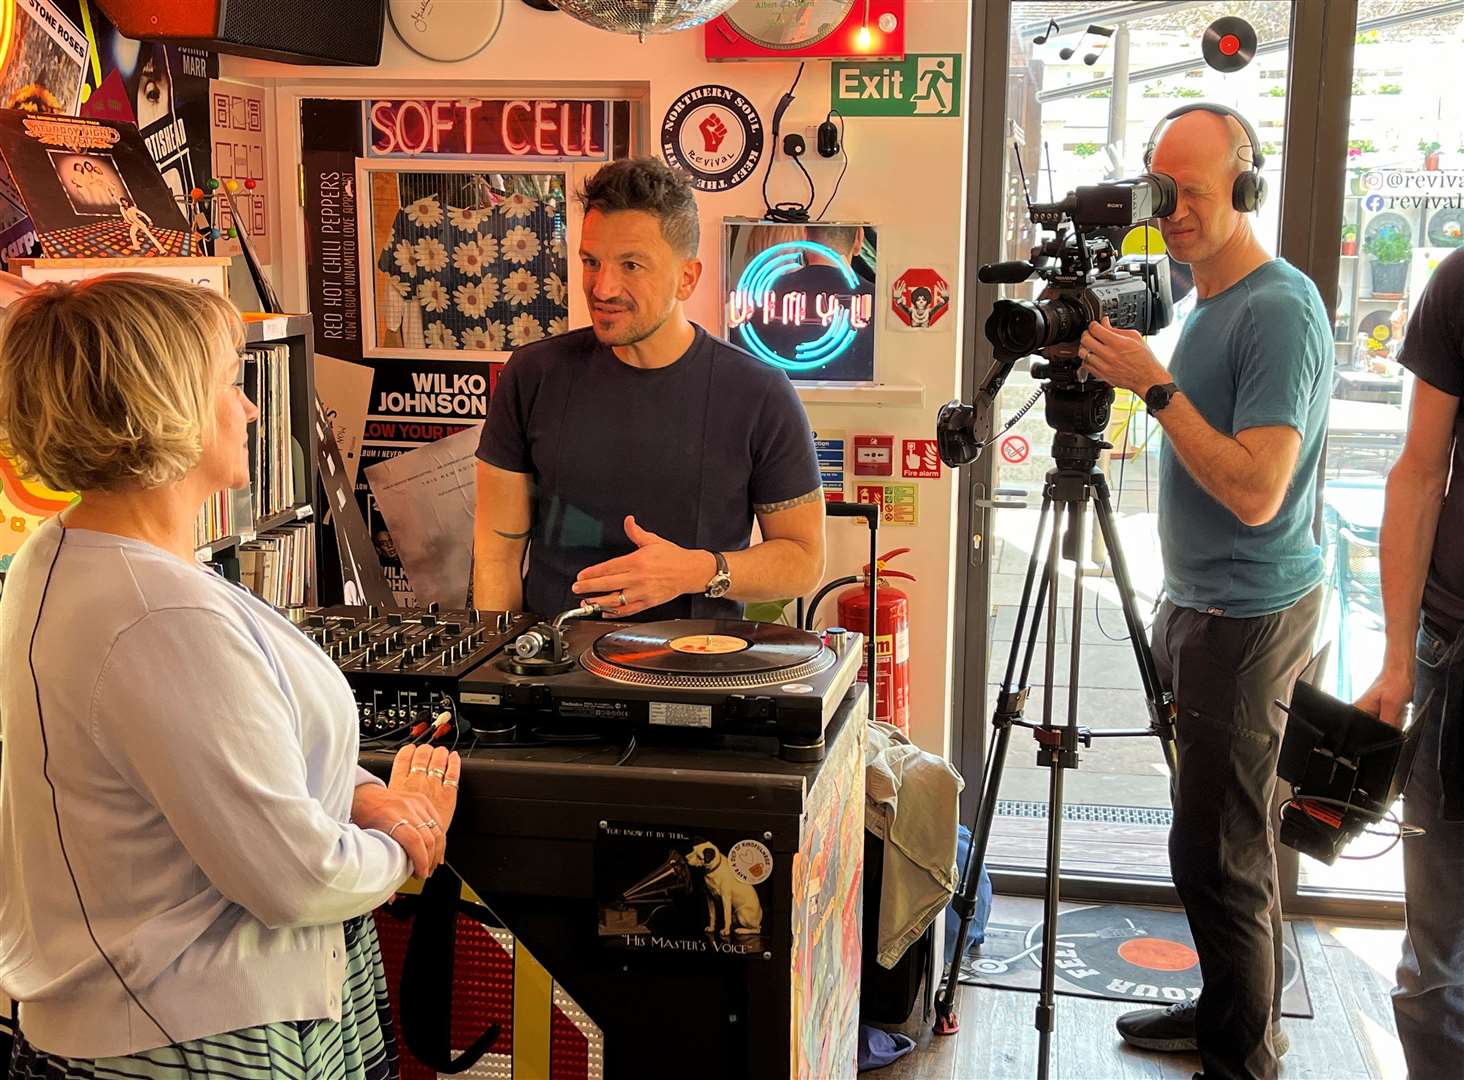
left=97, top=0, right=386, bottom=67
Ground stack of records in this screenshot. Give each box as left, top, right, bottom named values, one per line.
left=243, top=342, right=296, bottom=522
left=236, top=522, right=316, bottom=609
left=192, top=342, right=297, bottom=551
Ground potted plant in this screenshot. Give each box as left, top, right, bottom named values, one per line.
left=1420, top=139, right=1443, bottom=170
left=1365, top=226, right=1411, bottom=296
left=1341, top=223, right=1358, bottom=256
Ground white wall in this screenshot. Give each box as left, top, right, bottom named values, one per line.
left=227, top=0, right=971, bottom=755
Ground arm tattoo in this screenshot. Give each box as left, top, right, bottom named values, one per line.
left=494, top=527, right=532, bottom=540
left=754, top=489, right=822, bottom=514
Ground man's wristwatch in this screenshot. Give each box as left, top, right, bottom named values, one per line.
left=703, top=551, right=732, bottom=599
left=1144, top=382, right=1180, bottom=413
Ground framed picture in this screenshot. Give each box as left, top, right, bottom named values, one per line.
left=721, top=218, right=878, bottom=384
left=356, top=159, right=593, bottom=360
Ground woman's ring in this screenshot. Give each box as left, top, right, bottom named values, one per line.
left=427, top=768, right=446, bottom=779
left=417, top=819, right=439, bottom=830
left=386, top=819, right=411, bottom=840
left=409, top=766, right=428, bottom=775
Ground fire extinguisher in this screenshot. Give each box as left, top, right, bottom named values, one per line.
left=837, top=548, right=915, bottom=734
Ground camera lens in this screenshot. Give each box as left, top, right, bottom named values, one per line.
left=1140, top=171, right=1178, bottom=219
left=986, top=299, right=1046, bottom=356
left=986, top=297, right=1086, bottom=357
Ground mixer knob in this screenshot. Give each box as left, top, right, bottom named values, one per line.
left=496, top=611, right=511, bottom=632
left=367, top=604, right=381, bottom=618
left=387, top=613, right=403, bottom=627
left=446, top=621, right=463, bottom=635
left=308, top=614, right=327, bottom=628
left=469, top=608, right=482, bottom=624
left=422, top=613, right=438, bottom=627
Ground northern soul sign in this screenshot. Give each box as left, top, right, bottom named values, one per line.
left=661, top=85, right=763, bottom=192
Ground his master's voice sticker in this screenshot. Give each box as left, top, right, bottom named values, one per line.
left=661, top=85, right=764, bottom=192
left=596, top=822, right=774, bottom=959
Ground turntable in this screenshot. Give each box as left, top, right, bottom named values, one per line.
left=458, top=613, right=863, bottom=761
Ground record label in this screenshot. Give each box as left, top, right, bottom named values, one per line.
left=669, top=634, right=749, bottom=655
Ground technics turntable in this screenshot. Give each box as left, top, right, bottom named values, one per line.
left=458, top=607, right=864, bottom=761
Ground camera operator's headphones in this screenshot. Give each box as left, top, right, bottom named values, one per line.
left=1143, top=102, right=1268, bottom=213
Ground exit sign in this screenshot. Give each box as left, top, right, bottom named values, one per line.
left=831, top=54, right=962, bottom=117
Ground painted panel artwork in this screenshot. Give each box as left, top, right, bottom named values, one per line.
left=363, top=168, right=570, bottom=356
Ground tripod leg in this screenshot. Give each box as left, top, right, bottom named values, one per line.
left=1092, top=479, right=1179, bottom=781
left=1035, top=498, right=1086, bottom=1080
left=934, top=498, right=1055, bottom=1035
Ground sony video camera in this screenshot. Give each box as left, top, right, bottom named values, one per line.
left=937, top=173, right=1179, bottom=468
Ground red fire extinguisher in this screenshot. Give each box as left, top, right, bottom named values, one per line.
left=837, top=548, right=915, bottom=734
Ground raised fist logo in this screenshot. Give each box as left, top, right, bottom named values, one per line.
left=699, top=112, right=728, bottom=153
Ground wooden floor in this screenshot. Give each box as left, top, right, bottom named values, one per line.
left=878, top=918, right=1407, bottom=1080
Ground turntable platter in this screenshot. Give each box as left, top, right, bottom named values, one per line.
left=584, top=619, right=833, bottom=688
left=723, top=0, right=854, bottom=50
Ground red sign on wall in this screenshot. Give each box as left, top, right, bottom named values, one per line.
left=901, top=439, right=942, bottom=478
left=366, top=99, right=609, bottom=160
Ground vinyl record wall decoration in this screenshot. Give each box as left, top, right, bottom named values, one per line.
left=390, top=0, right=504, bottom=62
left=1201, top=16, right=1257, bottom=73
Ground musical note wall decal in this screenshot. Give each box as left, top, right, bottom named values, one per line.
left=1033, top=18, right=1059, bottom=45
left=1059, top=24, right=1115, bottom=66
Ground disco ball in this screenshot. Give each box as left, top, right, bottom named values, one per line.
left=549, top=0, right=740, bottom=38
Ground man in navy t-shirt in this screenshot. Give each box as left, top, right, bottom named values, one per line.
left=1078, top=107, right=1330, bottom=1079
left=473, top=158, right=825, bottom=622
left=1354, top=246, right=1464, bottom=1079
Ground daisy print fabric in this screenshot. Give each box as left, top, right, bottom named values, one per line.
left=375, top=172, right=569, bottom=353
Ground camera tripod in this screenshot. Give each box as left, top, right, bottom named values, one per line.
left=933, top=416, right=1179, bottom=1080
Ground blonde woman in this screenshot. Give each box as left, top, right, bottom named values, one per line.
left=0, top=275, right=457, bottom=1077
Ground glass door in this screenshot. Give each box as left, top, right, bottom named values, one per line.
left=1302, top=0, right=1464, bottom=904
left=981, top=1, right=1295, bottom=886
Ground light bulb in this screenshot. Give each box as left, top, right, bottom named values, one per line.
left=856, top=24, right=873, bottom=49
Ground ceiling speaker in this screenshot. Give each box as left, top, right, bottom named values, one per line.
left=94, top=0, right=386, bottom=66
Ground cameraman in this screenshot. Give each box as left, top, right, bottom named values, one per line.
left=1077, top=107, right=1330, bottom=1080
left=1353, top=246, right=1464, bottom=1078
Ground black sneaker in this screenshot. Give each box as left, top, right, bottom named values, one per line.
left=1115, top=1001, right=1290, bottom=1056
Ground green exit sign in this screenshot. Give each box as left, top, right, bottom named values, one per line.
left=830, top=54, right=962, bottom=117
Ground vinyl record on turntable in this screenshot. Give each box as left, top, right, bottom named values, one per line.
left=1201, top=16, right=1257, bottom=73
left=722, top=0, right=855, bottom=50
left=594, top=620, right=825, bottom=676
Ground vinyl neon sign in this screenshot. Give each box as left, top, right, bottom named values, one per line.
left=367, top=99, right=608, bottom=160
left=726, top=241, right=872, bottom=372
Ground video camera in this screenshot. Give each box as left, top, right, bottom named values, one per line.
left=937, top=172, right=1179, bottom=468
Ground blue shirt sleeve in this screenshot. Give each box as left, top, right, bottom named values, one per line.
left=477, top=353, right=533, bottom=472
left=749, top=374, right=821, bottom=508
left=1231, top=284, right=1328, bottom=437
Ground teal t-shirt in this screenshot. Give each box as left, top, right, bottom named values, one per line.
left=1158, top=259, right=1330, bottom=618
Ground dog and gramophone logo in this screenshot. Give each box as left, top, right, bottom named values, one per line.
left=661, top=85, right=763, bottom=193
left=596, top=821, right=774, bottom=957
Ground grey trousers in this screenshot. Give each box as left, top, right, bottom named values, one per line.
left=1151, top=587, right=1322, bottom=1080
left=1394, top=619, right=1464, bottom=1079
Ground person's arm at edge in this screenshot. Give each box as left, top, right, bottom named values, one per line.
left=1355, top=379, right=1459, bottom=726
